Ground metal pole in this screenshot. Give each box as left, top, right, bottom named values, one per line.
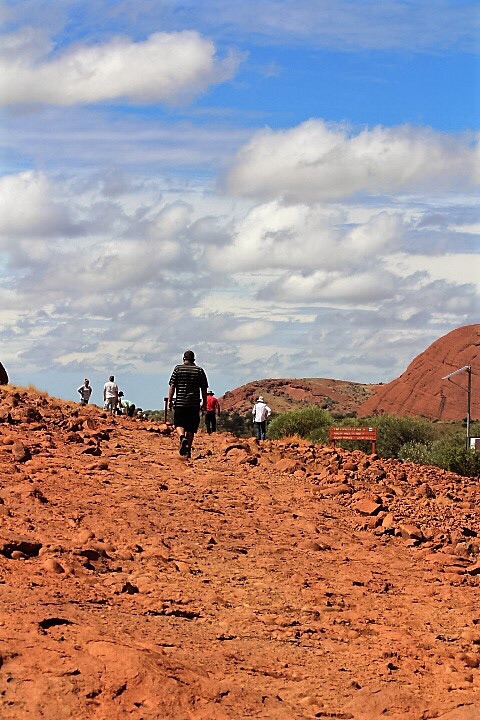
left=467, top=366, right=471, bottom=451
left=442, top=365, right=473, bottom=451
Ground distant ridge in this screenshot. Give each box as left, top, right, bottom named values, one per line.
left=220, top=377, right=376, bottom=417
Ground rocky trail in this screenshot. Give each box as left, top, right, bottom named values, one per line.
left=1, top=386, right=480, bottom=719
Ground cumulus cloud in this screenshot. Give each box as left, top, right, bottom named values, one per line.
left=260, top=269, right=398, bottom=305
left=0, top=155, right=478, bottom=402
left=0, top=28, right=241, bottom=106
left=226, top=120, right=479, bottom=202
left=0, top=171, right=79, bottom=239
left=222, top=320, right=273, bottom=341
left=208, top=200, right=404, bottom=273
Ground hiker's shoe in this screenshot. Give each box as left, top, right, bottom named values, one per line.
left=179, top=436, right=189, bottom=456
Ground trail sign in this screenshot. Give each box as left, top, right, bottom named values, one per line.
left=329, top=426, right=377, bottom=454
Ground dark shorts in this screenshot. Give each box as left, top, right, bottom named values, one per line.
left=174, top=406, right=201, bottom=433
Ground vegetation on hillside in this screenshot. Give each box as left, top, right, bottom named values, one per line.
left=266, top=406, right=480, bottom=477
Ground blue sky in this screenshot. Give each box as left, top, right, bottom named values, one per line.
left=0, top=0, right=479, bottom=409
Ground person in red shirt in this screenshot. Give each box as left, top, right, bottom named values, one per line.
left=205, top=390, right=221, bottom=434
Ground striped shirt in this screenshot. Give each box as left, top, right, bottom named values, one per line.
left=169, top=363, right=208, bottom=408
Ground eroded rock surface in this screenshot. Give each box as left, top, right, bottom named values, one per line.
left=0, top=384, right=479, bottom=719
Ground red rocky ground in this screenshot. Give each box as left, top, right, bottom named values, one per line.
left=1, top=384, right=480, bottom=719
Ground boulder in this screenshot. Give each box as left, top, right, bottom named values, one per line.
left=0, top=362, right=8, bottom=385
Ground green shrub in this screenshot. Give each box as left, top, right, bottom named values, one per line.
left=397, top=441, right=434, bottom=465
left=362, top=414, right=436, bottom=459
left=398, top=434, right=480, bottom=476
left=267, top=406, right=332, bottom=442
left=217, top=411, right=253, bottom=437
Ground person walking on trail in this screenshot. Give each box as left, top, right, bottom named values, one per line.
left=168, top=350, right=208, bottom=459
left=77, top=378, right=92, bottom=405
left=205, top=390, right=221, bottom=434
left=103, top=375, right=119, bottom=415
left=252, top=395, right=271, bottom=441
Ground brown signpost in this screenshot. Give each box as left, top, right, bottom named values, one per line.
left=329, top=426, right=377, bottom=454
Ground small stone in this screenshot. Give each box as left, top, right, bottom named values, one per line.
left=459, top=652, right=480, bottom=669
left=274, top=459, right=305, bottom=474
left=12, top=442, right=31, bottom=463
left=43, top=558, right=65, bottom=574
left=317, top=484, right=352, bottom=496
left=353, top=499, right=382, bottom=516
left=77, top=530, right=95, bottom=544
left=399, top=524, right=424, bottom=541
left=11, top=550, right=27, bottom=560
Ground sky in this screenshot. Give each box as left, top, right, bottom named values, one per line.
left=0, top=0, right=479, bottom=410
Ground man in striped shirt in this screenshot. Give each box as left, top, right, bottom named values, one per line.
left=168, top=350, right=208, bottom=458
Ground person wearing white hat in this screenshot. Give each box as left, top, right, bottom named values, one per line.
left=252, top=395, right=271, bottom=441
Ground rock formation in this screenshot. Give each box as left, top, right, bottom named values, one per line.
left=221, top=377, right=376, bottom=417
left=358, top=324, right=480, bottom=421
left=0, top=361, right=8, bottom=385
left=221, top=325, right=480, bottom=422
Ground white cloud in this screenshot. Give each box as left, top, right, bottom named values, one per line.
left=0, top=28, right=241, bottom=106
left=26, top=0, right=476, bottom=53
left=222, top=320, right=273, bottom=341
left=0, top=171, right=78, bottom=239
left=208, top=200, right=404, bottom=272
left=262, top=269, right=398, bottom=305
left=226, top=120, right=479, bottom=202
left=0, top=149, right=478, bottom=402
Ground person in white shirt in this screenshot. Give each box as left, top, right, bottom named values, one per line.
left=103, top=375, right=119, bottom=415
left=77, top=378, right=92, bottom=405
left=252, top=395, right=271, bottom=441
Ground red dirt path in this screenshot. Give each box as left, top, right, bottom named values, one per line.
left=1, top=385, right=480, bottom=719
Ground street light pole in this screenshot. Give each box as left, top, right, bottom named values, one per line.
left=441, top=365, right=472, bottom=450
left=467, top=365, right=471, bottom=450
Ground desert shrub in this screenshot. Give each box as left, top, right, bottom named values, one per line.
left=267, top=406, right=332, bottom=442
left=399, top=435, right=480, bottom=477
left=397, top=441, right=434, bottom=465
left=217, top=411, right=253, bottom=437
left=361, top=414, right=436, bottom=459
left=144, top=410, right=165, bottom=421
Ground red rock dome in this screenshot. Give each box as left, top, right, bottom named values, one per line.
left=358, top=324, right=480, bottom=421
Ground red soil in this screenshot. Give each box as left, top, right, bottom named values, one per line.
left=0, top=384, right=480, bottom=718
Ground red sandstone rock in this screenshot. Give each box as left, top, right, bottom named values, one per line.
left=274, top=458, right=305, bottom=474
left=358, top=324, right=480, bottom=420
left=353, top=498, right=383, bottom=516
